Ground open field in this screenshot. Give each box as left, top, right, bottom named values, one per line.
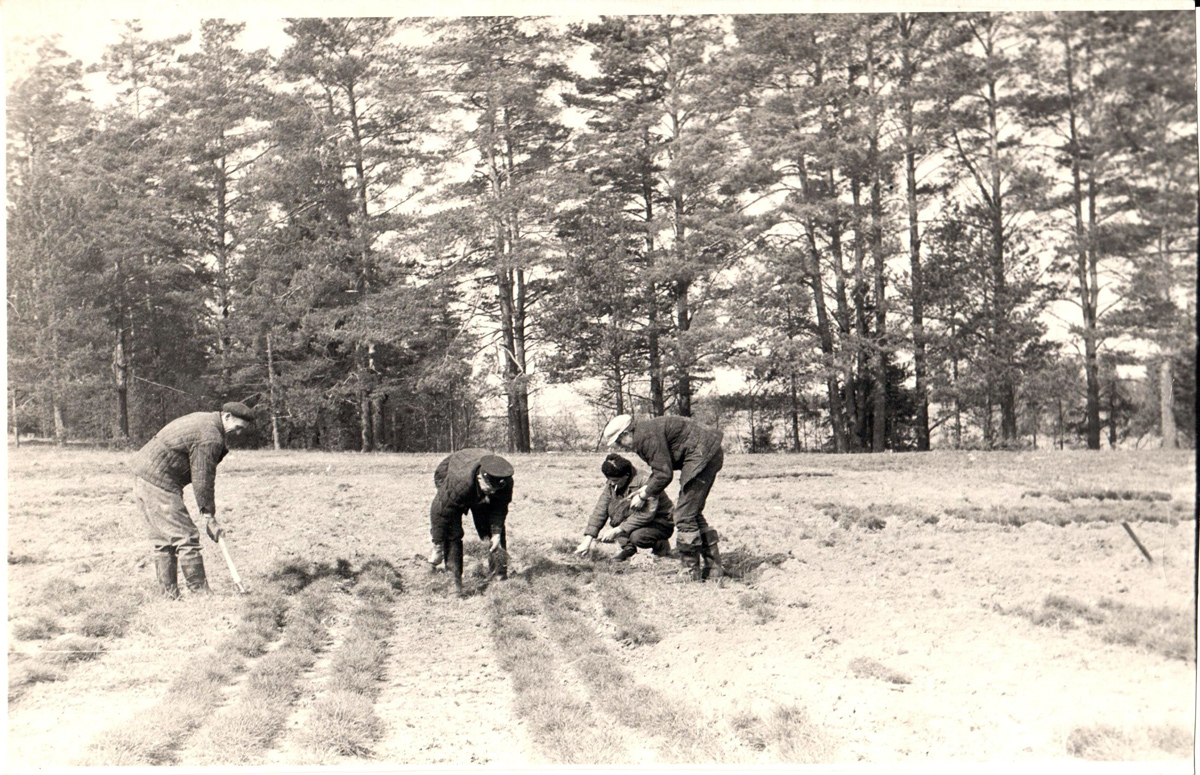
left=6, top=446, right=1196, bottom=768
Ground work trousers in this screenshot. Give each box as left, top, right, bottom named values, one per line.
left=616, top=523, right=674, bottom=551
left=672, top=448, right=723, bottom=553
left=134, top=477, right=202, bottom=558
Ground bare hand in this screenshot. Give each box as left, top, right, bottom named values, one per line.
left=205, top=517, right=224, bottom=543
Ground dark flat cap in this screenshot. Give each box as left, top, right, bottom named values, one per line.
left=478, top=454, right=514, bottom=479
left=222, top=402, right=255, bottom=422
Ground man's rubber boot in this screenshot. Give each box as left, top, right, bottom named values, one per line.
left=179, top=555, right=211, bottom=595
left=651, top=539, right=672, bottom=558
left=446, top=540, right=465, bottom=596
left=612, top=546, right=636, bottom=562
left=429, top=542, right=445, bottom=569
left=700, top=529, right=724, bottom=582
left=154, top=551, right=180, bottom=599
left=488, top=545, right=509, bottom=580
left=679, top=550, right=702, bottom=582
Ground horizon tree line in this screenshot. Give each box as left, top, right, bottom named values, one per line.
left=6, top=12, right=1196, bottom=453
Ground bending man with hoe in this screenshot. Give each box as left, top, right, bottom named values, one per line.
left=602, top=414, right=725, bottom=581
left=130, top=402, right=255, bottom=598
left=428, top=449, right=514, bottom=595
left=575, top=453, right=674, bottom=562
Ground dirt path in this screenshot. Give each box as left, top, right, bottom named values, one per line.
left=370, top=561, right=532, bottom=767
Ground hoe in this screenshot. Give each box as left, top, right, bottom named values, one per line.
left=217, top=535, right=248, bottom=594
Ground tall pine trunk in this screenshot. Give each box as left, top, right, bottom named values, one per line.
left=1160, top=358, right=1176, bottom=448
left=867, top=17, right=888, bottom=453
left=266, top=330, right=281, bottom=450
left=113, top=324, right=130, bottom=439
left=899, top=15, right=930, bottom=450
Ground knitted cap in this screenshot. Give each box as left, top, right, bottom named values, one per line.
left=600, top=453, right=633, bottom=479
left=602, top=414, right=633, bottom=447
left=221, top=402, right=255, bottom=423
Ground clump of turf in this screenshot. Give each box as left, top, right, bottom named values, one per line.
left=848, top=656, right=911, bottom=685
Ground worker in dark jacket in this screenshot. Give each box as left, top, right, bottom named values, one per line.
left=428, top=449, right=514, bottom=595
left=575, top=453, right=674, bottom=561
left=130, top=402, right=254, bottom=597
left=603, top=414, right=724, bottom=581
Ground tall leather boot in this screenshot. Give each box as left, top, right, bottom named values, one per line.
left=153, top=551, right=180, bottom=599
left=679, top=550, right=701, bottom=582
left=446, top=539, right=464, bottom=596
left=700, top=529, right=724, bottom=582
left=179, top=554, right=211, bottom=595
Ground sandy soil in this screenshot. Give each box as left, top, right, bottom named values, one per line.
left=6, top=446, right=1196, bottom=769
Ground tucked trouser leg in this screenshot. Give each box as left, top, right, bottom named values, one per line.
left=446, top=539, right=464, bottom=595
left=699, top=528, right=723, bottom=581
left=152, top=546, right=180, bottom=599
left=429, top=493, right=464, bottom=569
left=672, top=450, right=723, bottom=582
left=176, top=536, right=210, bottom=594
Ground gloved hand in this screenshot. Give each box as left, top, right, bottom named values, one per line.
left=205, top=516, right=224, bottom=543
left=489, top=533, right=503, bottom=553
left=574, top=536, right=594, bottom=556
left=428, top=543, right=444, bottom=566
left=598, top=526, right=619, bottom=543
left=629, top=487, right=648, bottom=511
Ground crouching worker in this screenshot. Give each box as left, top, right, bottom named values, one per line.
left=130, top=402, right=255, bottom=598
left=602, top=413, right=725, bottom=582
left=428, top=449, right=514, bottom=595
left=575, top=453, right=673, bottom=561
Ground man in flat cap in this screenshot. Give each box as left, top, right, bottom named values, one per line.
left=602, top=414, right=724, bottom=582
left=428, top=448, right=515, bottom=595
left=130, top=402, right=255, bottom=597
left=575, top=453, right=674, bottom=562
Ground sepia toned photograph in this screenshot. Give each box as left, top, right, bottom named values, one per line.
left=4, top=0, right=1197, bottom=770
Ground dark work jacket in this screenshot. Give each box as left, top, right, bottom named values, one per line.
left=584, top=470, right=674, bottom=539
left=628, top=416, right=722, bottom=500
left=130, top=411, right=228, bottom=514
left=431, top=448, right=513, bottom=534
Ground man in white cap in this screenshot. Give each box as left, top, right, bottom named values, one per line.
left=602, top=413, right=724, bottom=581
left=428, top=448, right=515, bottom=595
left=130, top=401, right=255, bottom=597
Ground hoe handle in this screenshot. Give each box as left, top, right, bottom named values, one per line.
left=218, top=536, right=248, bottom=593
left=1121, top=522, right=1154, bottom=564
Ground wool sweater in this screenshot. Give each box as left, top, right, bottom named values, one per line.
left=131, top=411, right=228, bottom=515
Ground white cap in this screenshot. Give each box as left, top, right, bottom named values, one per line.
left=602, top=414, right=633, bottom=447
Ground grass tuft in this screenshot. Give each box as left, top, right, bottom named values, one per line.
left=593, top=575, right=661, bottom=645
left=8, top=662, right=66, bottom=702
left=1066, top=723, right=1194, bottom=760
left=43, top=635, right=105, bottom=664
left=737, top=591, right=778, bottom=625
left=848, top=656, right=911, bottom=685
left=12, top=611, right=64, bottom=640
left=301, top=690, right=382, bottom=757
